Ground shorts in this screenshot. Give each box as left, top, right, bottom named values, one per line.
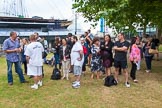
left=114, top=60, right=128, bottom=69
left=73, top=65, right=82, bottom=76
left=103, top=59, right=113, bottom=68
left=27, top=64, right=42, bottom=76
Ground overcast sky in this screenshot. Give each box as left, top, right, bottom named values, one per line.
left=26, top=0, right=73, bottom=19
left=0, top=0, right=99, bottom=33
left=26, top=0, right=98, bottom=32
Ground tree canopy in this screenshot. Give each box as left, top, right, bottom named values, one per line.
left=73, top=0, right=162, bottom=35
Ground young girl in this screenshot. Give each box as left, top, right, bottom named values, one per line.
left=129, top=37, right=141, bottom=83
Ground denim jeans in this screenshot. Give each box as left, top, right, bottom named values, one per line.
left=7, top=60, right=25, bottom=83
left=145, top=56, right=153, bottom=70
left=54, top=53, right=61, bottom=69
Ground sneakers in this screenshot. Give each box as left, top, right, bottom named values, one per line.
left=72, top=81, right=78, bottom=84
left=38, top=81, right=42, bottom=86
left=72, top=81, right=80, bottom=89
left=145, top=70, right=150, bottom=73
left=125, top=82, right=130, bottom=88
left=31, top=84, right=38, bottom=89
left=8, top=82, right=13, bottom=86
left=31, top=81, right=42, bottom=89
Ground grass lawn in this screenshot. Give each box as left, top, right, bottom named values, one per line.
left=0, top=54, right=162, bottom=108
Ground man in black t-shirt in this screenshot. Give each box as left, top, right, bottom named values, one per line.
left=113, top=33, right=130, bottom=87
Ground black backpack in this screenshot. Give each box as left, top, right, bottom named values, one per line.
left=43, top=51, right=47, bottom=59
left=104, top=75, right=117, bottom=87
left=51, top=68, right=61, bottom=80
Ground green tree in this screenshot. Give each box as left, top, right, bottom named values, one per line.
left=73, top=0, right=162, bottom=38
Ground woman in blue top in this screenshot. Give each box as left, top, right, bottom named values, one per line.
left=143, top=37, right=156, bottom=73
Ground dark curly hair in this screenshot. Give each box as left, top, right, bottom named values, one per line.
left=92, top=37, right=100, bottom=44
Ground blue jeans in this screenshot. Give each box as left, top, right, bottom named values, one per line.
left=54, top=53, right=60, bottom=65
left=54, top=53, right=61, bottom=69
left=7, top=60, right=25, bottom=83
left=145, top=56, right=153, bottom=70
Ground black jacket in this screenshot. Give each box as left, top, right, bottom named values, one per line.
left=100, top=41, right=114, bottom=60
left=59, top=45, right=71, bottom=61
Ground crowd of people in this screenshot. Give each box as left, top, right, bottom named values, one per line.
left=2, top=30, right=160, bottom=89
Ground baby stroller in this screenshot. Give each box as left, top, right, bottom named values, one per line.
left=46, top=56, right=55, bottom=66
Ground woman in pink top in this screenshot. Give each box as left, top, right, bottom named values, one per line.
left=129, top=37, right=141, bottom=83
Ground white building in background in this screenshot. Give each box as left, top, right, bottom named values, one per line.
left=67, top=16, right=98, bottom=36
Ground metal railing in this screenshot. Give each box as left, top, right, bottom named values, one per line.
left=0, top=44, right=4, bottom=56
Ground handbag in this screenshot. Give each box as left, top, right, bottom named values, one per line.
left=148, top=49, right=158, bottom=54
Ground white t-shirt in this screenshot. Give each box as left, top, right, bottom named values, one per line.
left=70, top=41, right=84, bottom=67
left=25, top=42, right=44, bottom=66
left=43, top=40, right=48, bottom=48
left=88, top=33, right=94, bottom=40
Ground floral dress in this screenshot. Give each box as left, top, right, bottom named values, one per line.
left=91, top=44, right=102, bottom=72
left=129, top=44, right=141, bottom=62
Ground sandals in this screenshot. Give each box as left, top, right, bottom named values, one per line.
left=133, top=79, right=138, bottom=83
